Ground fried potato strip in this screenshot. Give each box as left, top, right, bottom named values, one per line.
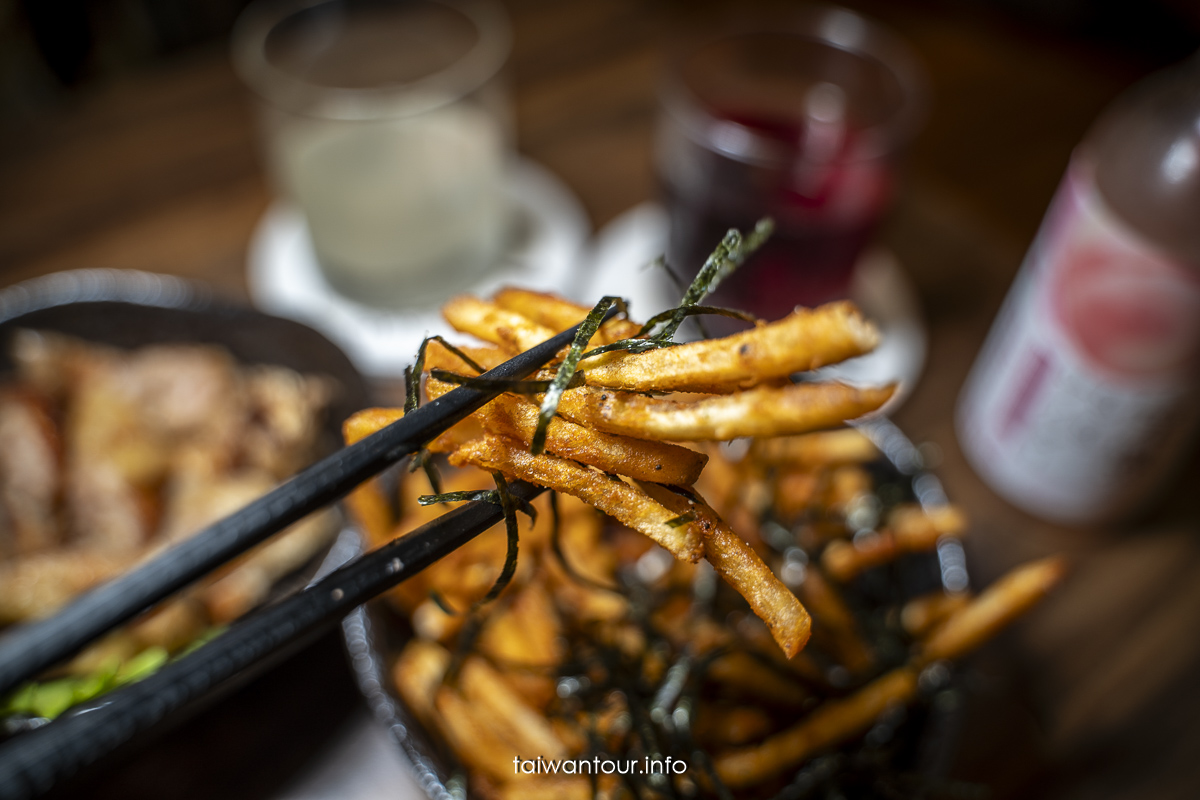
left=714, top=667, right=919, bottom=788
left=554, top=382, right=895, bottom=442
left=493, top=287, right=643, bottom=345
left=822, top=503, right=967, bottom=582
left=749, top=429, right=879, bottom=468
left=579, top=302, right=879, bottom=393
left=919, top=557, right=1066, bottom=664
left=638, top=481, right=811, bottom=658
left=449, top=434, right=703, bottom=562
left=443, top=295, right=557, bottom=354
left=425, top=376, right=708, bottom=485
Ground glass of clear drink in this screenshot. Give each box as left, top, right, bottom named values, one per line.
left=234, top=0, right=512, bottom=309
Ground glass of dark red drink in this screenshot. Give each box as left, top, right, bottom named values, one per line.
left=657, top=6, right=925, bottom=325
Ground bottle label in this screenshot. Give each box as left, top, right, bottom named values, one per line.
left=958, top=158, right=1200, bottom=523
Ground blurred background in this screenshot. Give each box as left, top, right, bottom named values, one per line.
left=1, top=1, right=1199, bottom=798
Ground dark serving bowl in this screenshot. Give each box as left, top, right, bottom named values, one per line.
left=336, top=416, right=972, bottom=799
left=0, top=269, right=369, bottom=435
left=0, top=269, right=373, bottom=798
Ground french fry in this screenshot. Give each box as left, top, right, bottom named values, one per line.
left=391, top=638, right=451, bottom=724
left=493, top=287, right=643, bottom=345
left=714, top=667, right=919, bottom=788
left=449, top=434, right=704, bottom=563
left=425, top=376, right=709, bottom=485
left=822, top=503, right=968, bottom=582
left=706, top=651, right=811, bottom=706
left=459, top=655, right=569, bottom=759
left=477, top=582, right=566, bottom=669
left=435, top=685, right=525, bottom=784
left=919, top=557, right=1066, bottom=664
left=579, top=302, right=880, bottom=393
left=637, top=481, right=811, bottom=658
left=553, top=382, right=896, bottom=442
left=422, top=339, right=509, bottom=373
left=796, top=567, right=874, bottom=674
left=749, top=429, right=880, bottom=468
left=443, top=295, right=557, bottom=354
left=900, top=590, right=972, bottom=637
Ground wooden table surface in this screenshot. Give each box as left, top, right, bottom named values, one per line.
left=2, top=1, right=1198, bottom=798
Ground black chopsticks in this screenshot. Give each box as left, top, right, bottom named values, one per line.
left=0, top=315, right=602, bottom=698
left=0, top=480, right=545, bottom=799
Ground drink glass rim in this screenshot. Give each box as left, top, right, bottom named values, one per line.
left=661, top=5, right=927, bottom=166
left=231, top=0, right=511, bottom=122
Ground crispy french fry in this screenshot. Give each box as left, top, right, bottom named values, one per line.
left=579, top=302, right=880, bottom=393
left=796, top=567, right=874, bottom=674
left=341, top=408, right=404, bottom=546
left=391, top=638, right=451, bottom=724
left=449, top=434, right=704, bottom=562
left=919, top=557, right=1066, bottom=664
left=478, top=582, right=566, bottom=669
left=637, top=482, right=810, bottom=658
left=749, top=429, right=880, bottom=468
left=900, top=591, right=972, bottom=637
left=714, top=667, right=919, bottom=788
left=493, top=287, right=643, bottom=345
left=459, top=655, right=569, bottom=758
left=694, top=706, right=775, bottom=748
left=425, top=376, right=709, bottom=485
left=889, top=503, right=969, bottom=545
left=435, top=685, right=524, bottom=784
left=443, top=295, right=557, bottom=354
left=822, top=503, right=967, bottom=582
left=342, top=407, right=404, bottom=445
left=423, top=339, right=509, bottom=373
left=553, top=382, right=895, bottom=442
left=706, top=651, right=810, bottom=705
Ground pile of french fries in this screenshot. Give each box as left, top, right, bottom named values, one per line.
left=343, top=288, right=1064, bottom=799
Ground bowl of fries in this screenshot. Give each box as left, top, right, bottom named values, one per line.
left=0, top=269, right=369, bottom=730
left=337, top=242, right=1064, bottom=800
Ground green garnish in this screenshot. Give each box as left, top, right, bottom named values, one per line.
left=530, top=296, right=626, bottom=455
left=665, top=512, right=696, bottom=528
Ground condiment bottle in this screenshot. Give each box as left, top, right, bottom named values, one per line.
left=956, top=52, right=1200, bottom=525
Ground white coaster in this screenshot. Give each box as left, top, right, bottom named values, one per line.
left=247, top=159, right=590, bottom=378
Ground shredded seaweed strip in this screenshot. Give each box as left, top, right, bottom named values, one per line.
left=477, top=472, right=521, bottom=605
left=428, top=589, right=463, bottom=617
left=406, top=448, right=443, bottom=498
left=417, top=489, right=499, bottom=507
left=406, top=335, right=486, bottom=414
left=577, top=219, right=773, bottom=361
left=665, top=511, right=696, bottom=528
left=427, top=368, right=566, bottom=395
left=548, top=491, right=623, bottom=593
left=416, top=488, right=538, bottom=526
left=531, top=295, right=625, bottom=455
left=655, top=218, right=773, bottom=343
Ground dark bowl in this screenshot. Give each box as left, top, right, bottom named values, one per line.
left=0, top=269, right=369, bottom=437
left=0, top=269, right=374, bottom=797
left=337, top=416, right=971, bottom=799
